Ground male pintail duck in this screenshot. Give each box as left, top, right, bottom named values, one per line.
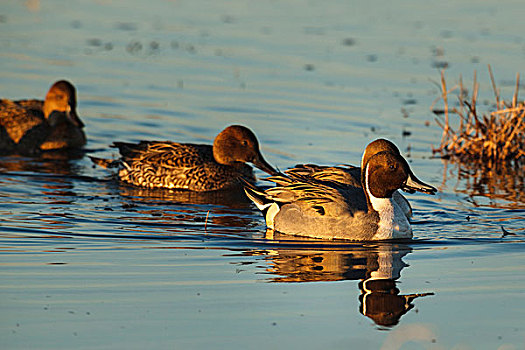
left=90, top=125, right=277, bottom=192
left=244, top=143, right=436, bottom=241
left=285, top=139, right=414, bottom=219
left=0, top=80, right=86, bottom=155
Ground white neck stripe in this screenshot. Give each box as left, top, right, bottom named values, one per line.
left=365, top=163, right=411, bottom=240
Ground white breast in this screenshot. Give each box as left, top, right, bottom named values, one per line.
left=365, top=172, right=412, bottom=240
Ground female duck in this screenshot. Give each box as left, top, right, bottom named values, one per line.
left=244, top=149, right=436, bottom=241
left=0, top=80, right=86, bottom=154
left=90, top=125, right=277, bottom=192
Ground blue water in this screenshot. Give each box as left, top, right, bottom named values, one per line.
left=1, top=1, right=524, bottom=349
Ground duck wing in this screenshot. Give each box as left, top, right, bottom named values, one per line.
left=285, top=163, right=362, bottom=187
left=113, top=141, right=213, bottom=168
left=262, top=173, right=364, bottom=217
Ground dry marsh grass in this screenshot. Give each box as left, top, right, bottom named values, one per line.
left=432, top=66, right=525, bottom=169
left=432, top=66, right=525, bottom=206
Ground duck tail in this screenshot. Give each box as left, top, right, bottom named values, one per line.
left=243, top=184, right=269, bottom=211
left=89, top=156, right=120, bottom=169
left=242, top=180, right=279, bottom=230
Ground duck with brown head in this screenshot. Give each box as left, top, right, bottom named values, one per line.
left=244, top=139, right=436, bottom=241
left=285, top=138, right=425, bottom=219
left=0, top=80, right=86, bottom=155
left=90, top=125, right=277, bottom=192
left=212, top=125, right=276, bottom=176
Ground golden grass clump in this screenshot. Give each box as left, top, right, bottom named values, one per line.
left=432, top=66, right=525, bottom=169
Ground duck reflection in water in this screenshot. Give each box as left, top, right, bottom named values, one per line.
left=103, top=183, right=258, bottom=230
left=0, top=153, right=89, bottom=229
left=0, top=149, right=84, bottom=175
left=0, top=152, right=87, bottom=204
left=253, top=233, right=433, bottom=328
left=117, top=182, right=255, bottom=208
left=356, top=245, right=433, bottom=328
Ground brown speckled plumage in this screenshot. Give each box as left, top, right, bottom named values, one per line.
left=91, top=125, right=277, bottom=192
left=116, top=141, right=256, bottom=191
left=0, top=99, right=48, bottom=153
left=0, top=80, right=86, bottom=155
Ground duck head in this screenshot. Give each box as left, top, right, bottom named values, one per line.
left=361, top=138, right=401, bottom=169
left=213, top=125, right=277, bottom=175
left=362, top=139, right=436, bottom=195
left=43, top=80, right=84, bottom=128
left=364, top=151, right=437, bottom=199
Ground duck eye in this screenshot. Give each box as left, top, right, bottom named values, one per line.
left=241, top=140, right=248, bottom=147
left=389, top=164, right=396, bottom=170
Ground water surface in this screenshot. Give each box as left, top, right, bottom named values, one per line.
left=1, top=1, right=524, bottom=349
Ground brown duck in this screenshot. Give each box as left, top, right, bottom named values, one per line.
left=0, top=80, right=86, bottom=155
left=90, top=125, right=277, bottom=192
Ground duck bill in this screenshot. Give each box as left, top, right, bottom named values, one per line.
left=402, top=172, right=437, bottom=195
left=252, top=153, right=278, bottom=176
left=67, top=108, right=85, bottom=128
